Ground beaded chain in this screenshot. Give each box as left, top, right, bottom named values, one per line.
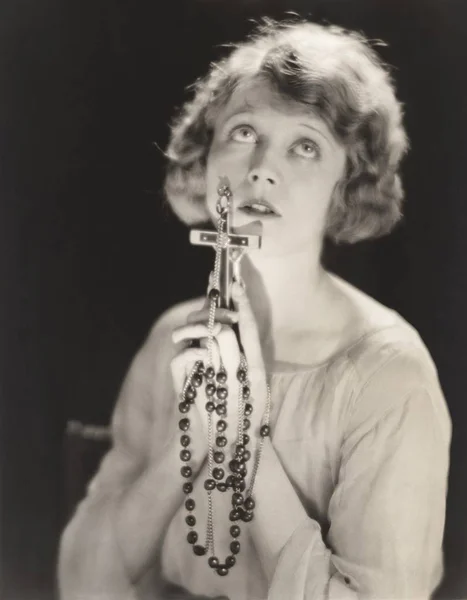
left=178, top=182, right=272, bottom=577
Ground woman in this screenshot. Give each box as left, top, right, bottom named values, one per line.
left=58, top=18, right=451, bottom=600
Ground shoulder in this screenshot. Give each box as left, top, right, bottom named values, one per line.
left=327, top=272, right=435, bottom=378
left=324, top=274, right=450, bottom=432
left=343, top=322, right=450, bottom=440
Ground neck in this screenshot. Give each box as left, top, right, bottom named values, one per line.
left=238, top=245, right=328, bottom=342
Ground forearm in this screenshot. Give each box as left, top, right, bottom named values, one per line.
left=248, top=439, right=352, bottom=599
left=249, top=438, right=310, bottom=578
left=116, top=433, right=206, bottom=585
left=59, top=435, right=206, bottom=598
left=248, top=427, right=446, bottom=600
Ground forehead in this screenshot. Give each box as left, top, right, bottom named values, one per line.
left=217, top=76, right=315, bottom=122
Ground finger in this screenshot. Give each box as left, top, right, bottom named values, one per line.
left=216, top=324, right=241, bottom=374
left=172, top=322, right=222, bottom=345
left=170, top=347, right=208, bottom=393
left=231, top=281, right=265, bottom=374
left=186, top=308, right=239, bottom=326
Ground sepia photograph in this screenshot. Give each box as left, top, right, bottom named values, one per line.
left=1, top=0, right=466, bottom=598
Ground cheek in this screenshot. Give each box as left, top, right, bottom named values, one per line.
left=206, top=144, right=250, bottom=195
left=289, top=168, right=341, bottom=221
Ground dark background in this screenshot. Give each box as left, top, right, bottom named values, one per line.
left=1, top=0, right=466, bottom=598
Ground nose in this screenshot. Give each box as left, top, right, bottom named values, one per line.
left=247, top=169, right=278, bottom=187
left=246, top=146, right=280, bottom=188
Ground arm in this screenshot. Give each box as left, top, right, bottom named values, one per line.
left=58, top=309, right=207, bottom=600
left=248, top=350, right=451, bottom=600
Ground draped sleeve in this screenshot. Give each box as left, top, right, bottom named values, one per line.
left=268, top=340, right=451, bottom=600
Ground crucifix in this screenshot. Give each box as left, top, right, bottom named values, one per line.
left=189, top=179, right=262, bottom=310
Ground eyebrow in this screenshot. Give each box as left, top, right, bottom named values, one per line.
left=221, top=106, right=254, bottom=125
left=299, top=123, right=333, bottom=146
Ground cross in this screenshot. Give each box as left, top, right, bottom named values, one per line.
left=190, top=215, right=262, bottom=309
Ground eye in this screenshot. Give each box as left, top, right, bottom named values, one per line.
left=293, top=139, right=321, bottom=159
left=230, top=125, right=257, bottom=143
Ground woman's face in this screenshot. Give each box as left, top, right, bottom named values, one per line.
left=205, top=78, right=347, bottom=256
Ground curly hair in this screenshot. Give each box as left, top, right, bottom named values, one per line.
left=163, top=18, right=409, bottom=244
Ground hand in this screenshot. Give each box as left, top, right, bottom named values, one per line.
left=171, top=319, right=241, bottom=447
left=169, top=303, right=225, bottom=464
left=171, top=282, right=269, bottom=449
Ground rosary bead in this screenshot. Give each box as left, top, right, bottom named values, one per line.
left=235, top=444, right=245, bottom=457
left=180, top=435, right=190, bottom=447
left=225, top=555, right=236, bottom=568
left=185, top=385, right=197, bottom=401
left=192, top=373, right=203, bottom=388
left=229, top=509, right=241, bottom=521
left=217, top=482, right=227, bottom=492
left=187, top=531, right=198, bottom=544
left=185, top=498, right=195, bottom=511
left=244, top=496, right=255, bottom=511
left=181, top=466, right=192, bottom=478
left=237, top=368, right=247, bottom=383
left=214, top=451, right=225, bottom=464
left=242, top=386, right=251, bottom=399
left=244, top=403, right=253, bottom=417
left=183, top=482, right=193, bottom=494
left=216, top=420, right=227, bottom=432
left=232, top=492, right=244, bottom=506
left=215, top=404, right=227, bottom=416
left=205, top=401, right=215, bottom=413
left=230, top=541, right=241, bottom=554
left=204, top=478, right=216, bottom=491
left=205, top=383, right=216, bottom=397
left=238, top=463, right=247, bottom=477
left=209, top=288, right=220, bottom=301
left=243, top=418, right=251, bottom=431
left=242, top=511, right=254, bottom=522
left=179, top=418, right=190, bottom=432
left=216, top=386, right=228, bottom=401
left=229, top=459, right=241, bottom=473
left=205, top=366, right=215, bottom=380
left=233, top=478, right=246, bottom=492
left=213, top=467, right=225, bottom=480
left=243, top=434, right=250, bottom=445
left=185, top=515, right=196, bottom=527
left=260, top=425, right=271, bottom=437
left=242, top=450, right=251, bottom=463
left=230, top=525, right=241, bottom=537
left=178, top=402, right=190, bottom=414
left=216, top=435, right=227, bottom=447
left=216, top=370, right=227, bottom=384
left=217, top=566, right=229, bottom=577
left=193, top=545, right=206, bottom=556
left=225, top=475, right=235, bottom=488
left=208, top=556, right=219, bottom=568
left=180, top=449, right=191, bottom=462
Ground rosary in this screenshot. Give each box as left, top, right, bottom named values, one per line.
left=177, top=178, right=272, bottom=576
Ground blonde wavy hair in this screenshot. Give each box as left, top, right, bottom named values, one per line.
left=163, top=18, right=409, bottom=244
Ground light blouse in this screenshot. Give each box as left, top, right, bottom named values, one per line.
left=58, top=283, right=451, bottom=600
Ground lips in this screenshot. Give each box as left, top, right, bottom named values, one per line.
left=237, top=198, right=282, bottom=217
